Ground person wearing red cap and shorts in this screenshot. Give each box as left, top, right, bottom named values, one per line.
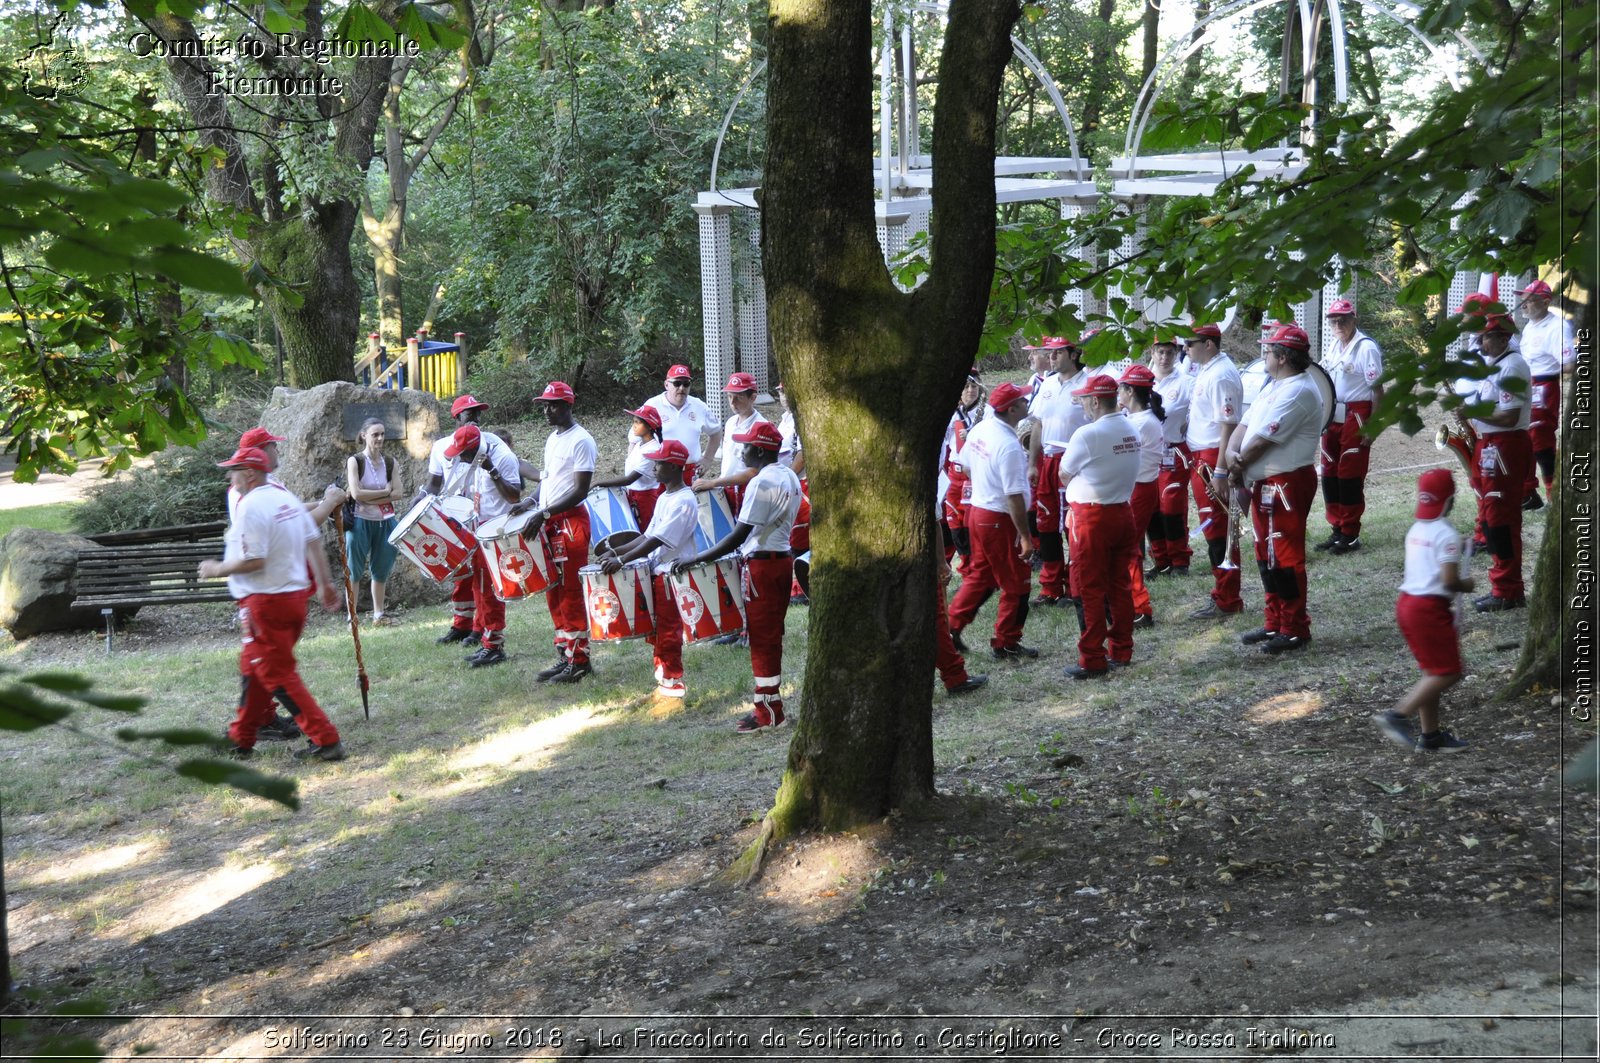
left=603, top=440, right=701, bottom=699
left=675, top=421, right=802, bottom=731
left=1224, top=324, right=1324, bottom=655
left=514, top=382, right=600, bottom=681
left=425, top=395, right=508, bottom=646
left=1148, top=337, right=1194, bottom=575
left=1316, top=299, right=1384, bottom=554
left=1028, top=339, right=1089, bottom=605
left=1516, top=279, right=1574, bottom=509
left=1183, top=323, right=1246, bottom=619
left=1463, top=313, right=1532, bottom=611
left=441, top=423, right=522, bottom=667
left=947, top=382, right=1039, bottom=660
left=202, top=447, right=346, bottom=762
left=1373, top=469, right=1474, bottom=753
left=1117, top=365, right=1167, bottom=627
left=643, top=365, right=720, bottom=484
left=1057, top=375, right=1141, bottom=678
left=694, top=371, right=770, bottom=513
left=593, top=405, right=667, bottom=529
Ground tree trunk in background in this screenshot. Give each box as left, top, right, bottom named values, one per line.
left=1081, top=0, right=1117, bottom=133
left=749, top=0, right=1018, bottom=859
left=1185, top=0, right=1210, bottom=83
left=254, top=204, right=364, bottom=387
left=367, top=204, right=406, bottom=353
left=1141, top=0, right=1161, bottom=86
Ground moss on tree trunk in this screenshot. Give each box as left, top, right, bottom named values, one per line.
left=255, top=205, right=362, bottom=388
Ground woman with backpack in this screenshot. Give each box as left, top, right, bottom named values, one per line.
left=345, top=418, right=402, bottom=625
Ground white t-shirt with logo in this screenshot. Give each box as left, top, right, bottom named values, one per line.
left=227, top=482, right=316, bottom=598
left=1237, top=373, right=1323, bottom=480
left=1470, top=351, right=1533, bottom=435
left=644, top=393, right=716, bottom=463
left=1127, top=409, right=1164, bottom=484
left=1153, top=370, right=1193, bottom=448
left=719, top=409, right=770, bottom=478
left=958, top=416, right=1030, bottom=512
left=1037, top=369, right=1088, bottom=456
left=1400, top=517, right=1464, bottom=598
left=1186, top=357, right=1244, bottom=450
left=1520, top=312, right=1574, bottom=376
left=643, top=485, right=700, bottom=574
left=1326, top=329, right=1384, bottom=404
left=538, top=424, right=598, bottom=512
left=737, top=463, right=802, bottom=555
left=624, top=436, right=660, bottom=491
left=1061, top=412, right=1141, bottom=504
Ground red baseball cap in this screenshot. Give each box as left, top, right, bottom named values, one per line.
left=1325, top=298, right=1356, bottom=317
left=218, top=446, right=271, bottom=471
left=644, top=439, right=691, bottom=466
left=444, top=423, right=481, bottom=458
left=666, top=364, right=692, bottom=381
left=1023, top=336, right=1071, bottom=351
left=238, top=427, right=285, bottom=449
left=1072, top=374, right=1119, bottom=398
left=987, top=381, right=1032, bottom=412
left=1482, top=313, right=1517, bottom=335
left=626, top=404, right=663, bottom=429
left=1518, top=279, right=1553, bottom=299
left=1189, top=323, right=1223, bottom=340
left=1416, top=468, right=1455, bottom=519
left=1118, top=364, right=1156, bottom=387
left=536, top=381, right=576, bottom=404
left=1264, top=323, right=1311, bottom=350
left=450, top=394, right=489, bottom=417
left=734, top=421, right=783, bottom=450
left=723, top=371, right=756, bottom=393
left=1458, top=293, right=1499, bottom=315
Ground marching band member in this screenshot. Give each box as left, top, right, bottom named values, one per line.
left=1117, top=365, right=1167, bottom=627
left=602, top=440, right=700, bottom=700
left=513, top=382, right=599, bottom=682
left=1516, top=279, right=1574, bottom=510
left=1183, top=323, right=1246, bottom=620
left=1057, top=375, right=1141, bottom=678
left=775, top=382, right=805, bottom=476
left=693, top=372, right=769, bottom=512
left=774, top=383, right=812, bottom=603
left=204, top=446, right=346, bottom=762
left=425, top=395, right=506, bottom=646
left=1465, top=312, right=1533, bottom=611
left=439, top=423, right=522, bottom=667
left=1316, top=299, right=1384, bottom=554
left=1148, top=338, right=1194, bottom=575
left=1225, top=323, right=1324, bottom=655
left=947, top=382, right=1039, bottom=661
left=675, top=422, right=802, bottom=732
left=1028, top=338, right=1088, bottom=606
left=939, top=370, right=986, bottom=562
left=643, top=365, right=720, bottom=483
left=934, top=548, right=989, bottom=696
left=592, top=405, right=666, bottom=529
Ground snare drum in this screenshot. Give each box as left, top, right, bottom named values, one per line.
left=584, top=486, right=640, bottom=547
left=692, top=489, right=739, bottom=553
left=581, top=561, right=655, bottom=641
left=477, top=511, right=556, bottom=600
left=670, top=558, right=746, bottom=644
left=389, top=495, right=478, bottom=582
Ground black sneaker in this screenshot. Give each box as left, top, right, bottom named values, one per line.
left=734, top=709, right=783, bottom=733
left=1419, top=730, right=1469, bottom=753
left=713, top=632, right=743, bottom=646
left=1331, top=536, right=1361, bottom=555
left=1190, top=600, right=1243, bottom=620
left=1372, top=711, right=1415, bottom=750
left=1168, top=565, right=1190, bottom=576
left=1522, top=493, right=1544, bottom=511
left=1475, top=595, right=1526, bottom=612
left=1063, top=663, right=1108, bottom=680
left=1314, top=531, right=1344, bottom=552
left=1132, top=613, right=1155, bottom=629
left=790, top=594, right=810, bottom=606
left=536, top=657, right=571, bottom=682
left=1031, top=593, right=1065, bottom=606
left=947, top=675, right=989, bottom=695
left=258, top=714, right=301, bottom=741
left=993, top=643, right=1039, bottom=660
left=951, top=629, right=968, bottom=654
left=1262, top=634, right=1309, bottom=655
left=1144, top=564, right=1172, bottom=578
left=1108, top=659, right=1131, bottom=669
left=461, top=632, right=483, bottom=649
left=227, top=745, right=253, bottom=761
left=436, top=627, right=473, bottom=644
left=469, top=647, right=508, bottom=668
left=293, top=741, right=346, bottom=762
left=551, top=660, right=593, bottom=683
left=1240, top=627, right=1277, bottom=645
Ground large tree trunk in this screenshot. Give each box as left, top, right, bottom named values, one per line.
left=746, top=0, right=1018, bottom=866
left=365, top=203, right=406, bottom=353
left=1186, top=0, right=1210, bottom=83
left=1081, top=0, right=1118, bottom=133
left=1141, top=0, right=1161, bottom=85
left=254, top=203, right=363, bottom=387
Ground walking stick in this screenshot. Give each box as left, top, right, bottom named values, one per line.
left=332, top=508, right=371, bottom=720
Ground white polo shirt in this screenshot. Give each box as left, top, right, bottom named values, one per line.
left=467, top=440, right=523, bottom=522
left=1061, top=412, right=1141, bottom=504
left=737, top=463, right=802, bottom=555
left=1470, top=350, right=1533, bottom=435
left=958, top=416, right=1030, bottom=512
left=226, top=481, right=316, bottom=598
left=1520, top=312, right=1574, bottom=377
left=718, top=409, right=770, bottom=478
left=643, top=485, right=700, bottom=574
left=1237, top=373, right=1323, bottom=480
left=1153, top=370, right=1192, bottom=449
left=430, top=429, right=508, bottom=497
left=538, top=423, right=598, bottom=512
left=1325, top=329, right=1384, bottom=404
left=643, top=393, right=716, bottom=464
left=1186, top=357, right=1243, bottom=450
left=1037, top=369, right=1088, bottom=456
left=226, top=472, right=286, bottom=525
left=1400, top=517, right=1464, bottom=598
left=1127, top=409, right=1164, bottom=484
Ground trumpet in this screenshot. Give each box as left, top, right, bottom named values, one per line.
left=1201, top=465, right=1250, bottom=571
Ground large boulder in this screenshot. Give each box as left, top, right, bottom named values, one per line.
left=0, top=527, right=102, bottom=639
left=260, top=382, right=454, bottom=608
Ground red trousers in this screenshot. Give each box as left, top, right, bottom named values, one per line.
left=1035, top=452, right=1069, bottom=598
left=1473, top=431, right=1531, bottom=600
left=948, top=506, right=1032, bottom=649
left=1149, top=444, right=1193, bottom=568
left=648, top=573, right=684, bottom=683
left=544, top=508, right=591, bottom=663
left=790, top=486, right=812, bottom=554
left=449, top=568, right=476, bottom=633
left=628, top=485, right=663, bottom=531
left=469, top=552, right=506, bottom=648
left=1319, top=400, right=1374, bottom=538
left=1397, top=593, right=1463, bottom=676
left=1190, top=447, right=1243, bottom=610
left=229, top=591, right=340, bottom=749
left=1068, top=501, right=1136, bottom=669
left=1250, top=466, right=1317, bottom=639
left=1128, top=480, right=1158, bottom=617
left=933, top=574, right=970, bottom=689
left=744, top=555, right=792, bottom=722
left=1525, top=377, right=1559, bottom=495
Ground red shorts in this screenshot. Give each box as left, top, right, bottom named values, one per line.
left=1396, top=593, right=1462, bottom=676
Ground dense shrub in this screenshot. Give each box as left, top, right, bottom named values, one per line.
left=72, top=433, right=236, bottom=534
left=462, top=356, right=546, bottom=421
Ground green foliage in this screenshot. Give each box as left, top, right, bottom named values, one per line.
left=71, top=433, right=234, bottom=534
left=461, top=355, right=547, bottom=422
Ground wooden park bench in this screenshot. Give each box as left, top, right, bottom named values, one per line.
left=71, top=522, right=232, bottom=649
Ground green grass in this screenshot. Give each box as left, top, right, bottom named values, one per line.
left=0, top=501, right=81, bottom=539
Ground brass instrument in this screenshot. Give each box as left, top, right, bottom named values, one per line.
left=1201, top=464, right=1250, bottom=571
left=1435, top=408, right=1478, bottom=476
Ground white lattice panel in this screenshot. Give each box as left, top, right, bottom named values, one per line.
left=1060, top=201, right=1092, bottom=325
left=697, top=206, right=737, bottom=420
left=1318, top=258, right=1351, bottom=363
left=736, top=220, right=771, bottom=396
left=1444, top=270, right=1474, bottom=360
